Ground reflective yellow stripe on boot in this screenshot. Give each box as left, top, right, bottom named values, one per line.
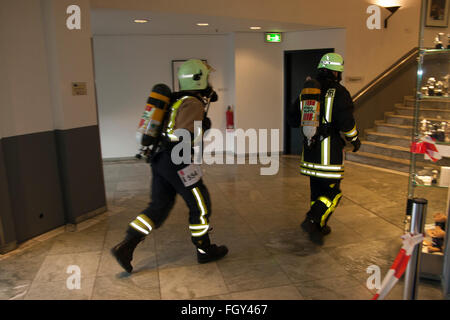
left=318, top=193, right=342, bottom=227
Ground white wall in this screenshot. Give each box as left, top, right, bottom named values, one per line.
left=94, top=28, right=350, bottom=157
left=93, top=34, right=234, bottom=158
left=232, top=33, right=283, bottom=154
left=283, top=29, right=346, bottom=60
left=88, top=0, right=427, bottom=96
left=42, top=0, right=98, bottom=131
left=230, top=29, right=346, bottom=154
left=0, top=0, right=54, bottom=137
left=0, top=0, right=98, bottom=138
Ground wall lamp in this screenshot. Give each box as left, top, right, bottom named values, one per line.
left=383, top=6, right=401, bottom=28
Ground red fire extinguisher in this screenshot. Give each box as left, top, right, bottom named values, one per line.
left=226, top=106, right=234, bottom=129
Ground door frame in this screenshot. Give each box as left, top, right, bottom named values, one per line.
left=283, top=48, right=334, bottom=155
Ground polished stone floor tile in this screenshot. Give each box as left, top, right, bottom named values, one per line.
left=382, top=279, right=444, bottom=300
left=48, top=224, right=107, bottom=255
left=217, top=257, right=291, bottom=293
left=342, top=184, right=393, bottom=207
left=325, top=237, right=403, bottom=276
left=159, top=263, right=228, bottom=299
left=297, top=282, right=372, bottom=300
left=274, top=250, right=349, bottom=283
left=230, top=285, right=304, bottom=300
left=0, top=279, right=32, bottom=300
left=260, top=227, right=321, bottom=256
left=210, top=234, right=271, bottom=262
left=192, top=293, right=233, bottom=300
left=25, top=277, right=96, bottom=300
left=116, top=180, right=150, bottom=192
left=91, top=270, right=160, bottom=300
left=0, top=241, right=54, bottom=282
left=296, top=275, right=371, bottom=300
left=245, top=214, right=299, bottom=235
left=320, top=219, right=366, bottom=249
left=153, top=222, right=193, bottom=245
left=155, top=239, right=199, bottom=270
left=33, top=251, right=101, bottom=283
left=1, top=158, right=445, bottom=300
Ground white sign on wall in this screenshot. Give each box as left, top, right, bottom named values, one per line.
left=66, top=5, right=81, bottom=30
left=366, top=5, right=382, bottom=30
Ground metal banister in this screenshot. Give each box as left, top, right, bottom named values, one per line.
left=352, top=47, right=419, bottom=104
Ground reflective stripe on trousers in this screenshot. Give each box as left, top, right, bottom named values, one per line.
left=130, top=214, right=155, bottom=235
left=190, top=187, right=210, bottom=237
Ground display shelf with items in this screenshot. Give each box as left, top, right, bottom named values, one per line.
left=407, top=3, right=450, bottom=295
left=409, top=56, right=450, bottom=281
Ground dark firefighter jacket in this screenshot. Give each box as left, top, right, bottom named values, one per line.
left=288, top=78, right=358, bottom=179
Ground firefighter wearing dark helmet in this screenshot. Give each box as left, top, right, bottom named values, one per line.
left=111, top=59, right=227, bottom=273
left=289, top=53, right=361, bottom=245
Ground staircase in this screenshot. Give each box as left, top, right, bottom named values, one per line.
left=346, top=96, right=450, bottom=172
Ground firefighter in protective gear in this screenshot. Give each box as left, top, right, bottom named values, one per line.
left=289, top=53, right=361, bottom=245
left=111, top=59, right=227, bottom=273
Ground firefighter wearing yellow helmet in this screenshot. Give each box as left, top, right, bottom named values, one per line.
left=111, top=59, right=227, bottom=273
left=289, top=52, right=361, bottom=245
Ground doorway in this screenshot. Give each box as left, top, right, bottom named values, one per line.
left=284, top=48, right=334, bottom=155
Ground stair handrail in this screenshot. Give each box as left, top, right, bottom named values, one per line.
left=352, top=47, right=419, bottom=104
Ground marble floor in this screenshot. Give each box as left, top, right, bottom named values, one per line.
left=0, top=156, right=446, bottom=300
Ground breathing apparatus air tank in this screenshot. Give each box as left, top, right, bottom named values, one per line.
left=136, top=83, right=172, bottom=157
left=300, top=79, right=322, bottom=147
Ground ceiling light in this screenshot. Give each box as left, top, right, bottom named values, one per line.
left=197, top=23, right=209, bottom=26
left=250, top=26, right=261, bottom=30
left=134, top=19, right=149, bottom=23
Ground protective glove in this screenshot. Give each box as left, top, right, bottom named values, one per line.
left=202, top=117, right=212, bottom=132
left=348, top=136, right=361, bottom=152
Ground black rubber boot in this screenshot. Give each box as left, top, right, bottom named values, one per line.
left=301, top=216, right=325, bottom=245
left=197, top=244, right=229, bottom=264
left=111, top=233, right=143, bottom=273
left=192, top=234, right=228, bottom=264
left=321, top=225, right=332, bottom=235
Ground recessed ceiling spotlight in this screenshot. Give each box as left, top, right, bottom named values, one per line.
left=197, top=23, right=209, bottom=26
left=250, top=26, right=262, bottom=30
left=134, top=19, right=149, bottom=23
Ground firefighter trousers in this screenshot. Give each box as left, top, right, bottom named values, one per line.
left=127, top=150, right=211, bottom=245
left=307, top=176, right=342, bottom=228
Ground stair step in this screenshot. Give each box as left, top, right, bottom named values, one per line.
left=360, top=141, right=412, bottom=160
left=345, top=151, right=412, bottom=173
left=404, top=96, right=450, bottom=109
left=385, top=113, right=413, bottom=125
left=353, top=95, right=450, bottom=172
left=365, top=130, right=411, bottom=148
left=375, top=121, right=412, bottom=136
left=345, top=151, right=442, bottom=173
left=358, top=139, right=450, bottom=166
left=385, top=112, right=450, bottom=126
left=395, top=104, right=450, bottom=118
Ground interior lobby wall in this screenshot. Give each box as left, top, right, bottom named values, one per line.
left=90, top=0, right=439, bottom=96
left=93, top=34, right=234, bottom=158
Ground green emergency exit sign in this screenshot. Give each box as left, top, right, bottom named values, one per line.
left=265, top=33, right=282, bottom=43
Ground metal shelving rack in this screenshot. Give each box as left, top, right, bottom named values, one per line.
left=407, top=0, right=450, bottom=299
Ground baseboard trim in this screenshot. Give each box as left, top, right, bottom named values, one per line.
left=0, top=241, right=17, bottom=255
left=65, top=205, right=108, bottom=232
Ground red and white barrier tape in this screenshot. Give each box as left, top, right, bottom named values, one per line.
left=372, top=233, right=424, bottom=300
